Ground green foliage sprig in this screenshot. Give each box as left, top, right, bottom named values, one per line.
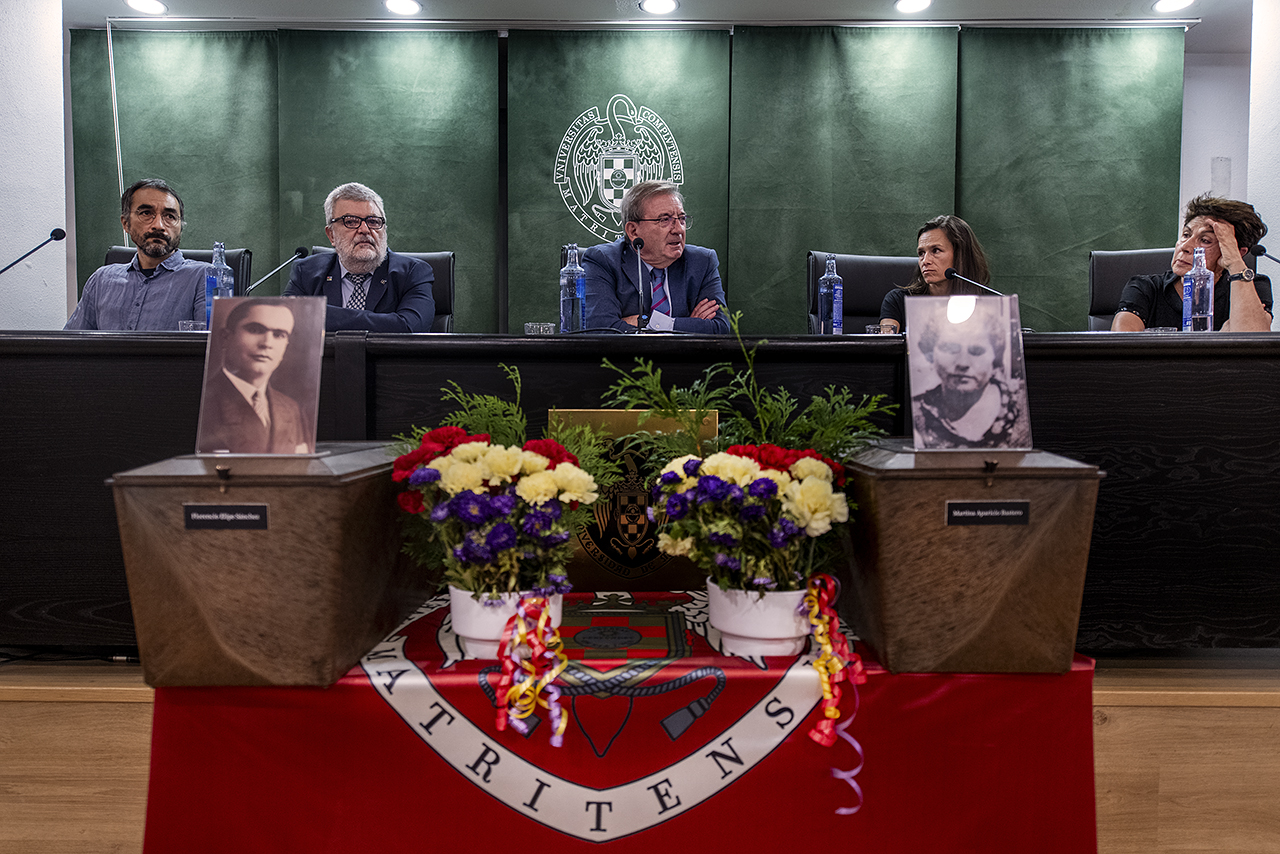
left=603, top=313, right=896, bottom=475
left=391, top=362, right=623, bottom=521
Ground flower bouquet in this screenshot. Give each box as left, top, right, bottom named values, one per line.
left=651, top=443, right=851, bottom=657
left=393, top=425, right=600, bottom=657
left=653, top=443, right=849, bottom=590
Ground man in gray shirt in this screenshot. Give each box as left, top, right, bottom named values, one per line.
left=65, top=179, right=210, bottom=330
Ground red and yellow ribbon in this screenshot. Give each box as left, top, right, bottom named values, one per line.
left=494, top=596, right=569, bottom=747
left=804, top=574, right=866, bottom=747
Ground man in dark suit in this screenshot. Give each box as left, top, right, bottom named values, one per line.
left=284, top=182, right=435, bottom=332
left=196, top=299, right=312, bottom=454
left=583, top=180, right=729, bottom=334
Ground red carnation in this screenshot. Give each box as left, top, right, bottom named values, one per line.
left=396, top=489, right=424, bottom=514
left=523, top=438, right=579, bottom=468
left=392, top=444, right=434, bottom=482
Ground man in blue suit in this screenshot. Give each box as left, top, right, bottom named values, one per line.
left=285, top=182, right=435, bottom=333
left=583, top=181, right=729, bottom=334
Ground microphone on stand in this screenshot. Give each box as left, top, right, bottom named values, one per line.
left=247, top=246, right=309, bottom=293
left=944, top=267, right=1005, bottom=296
left=943, top=267, right=1070, bottom=328
left=0, top=228, right=67, bottom=276
left=1249, top=244, right=1280, bottom=265
left=632, top=237, right=649, bottom=332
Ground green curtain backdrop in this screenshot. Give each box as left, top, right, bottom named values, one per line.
left=70, top=29, right=498, bottom=330
left=69, top=30, right=279, bottom=293
left=506, top=30, right=731, bottom=331
left=956, top=28, right=1185, bottom=331
left=729, top=27, right=960, bottom=334
left=70, top=26, right=1183, bottom=333
left=276, top=31, right=499, bottom=329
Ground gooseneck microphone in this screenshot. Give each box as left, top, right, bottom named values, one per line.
left=247, top=246, right=309, bottom=293
left=0, top=227, right=67, bottom=276
left=943, top=267, right=1071, bottom=328
left=1249, top=244, right=1280, bottom=265
left=944, top=267, right=1005, bottom=297
left=632, top=237, right=648, bottom=331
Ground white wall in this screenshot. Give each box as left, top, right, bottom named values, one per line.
left=1249, top=0, right=1280, bottom=330
left=1181, top=52, right=1252, bottom=210
left=0, top=3, right=67, bottom=330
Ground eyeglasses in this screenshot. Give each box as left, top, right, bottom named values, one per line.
left=634, top=214, right=689, bottom=229
left=130, top=208, right=180, bottom=225
left=329, top=215, right=386, bottom=231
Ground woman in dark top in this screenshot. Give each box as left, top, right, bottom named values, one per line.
left=879, top=215, right=991, bottom=332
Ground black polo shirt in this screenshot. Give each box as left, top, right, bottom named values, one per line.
left=1116, top=270, right=1273, bottom=329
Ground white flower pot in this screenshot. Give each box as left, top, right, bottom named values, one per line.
left=705, top=580, right=811, bottom=658
left=447, top=586, right=564, bottom=660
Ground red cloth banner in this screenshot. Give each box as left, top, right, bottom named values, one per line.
left=144, top=592, right=1095, bottom=853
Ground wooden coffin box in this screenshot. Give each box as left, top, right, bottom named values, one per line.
left=109, top=442, right=431, bottom=687
left=839, top=440, right=1102, bottom=673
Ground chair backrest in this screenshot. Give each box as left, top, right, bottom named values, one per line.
left=1087, top=248, right=1173, bottom=330
left=106, top=245, right=253, bottom=296
left=806, top=250, right=918, bottom=333
left=311, top=246, right=455, bottom=332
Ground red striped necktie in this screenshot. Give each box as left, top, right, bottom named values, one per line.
left=651, top=268, right=668, bottom=314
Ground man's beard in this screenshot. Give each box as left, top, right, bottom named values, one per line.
left=341, top=238, right=386, bottom=274
left=138, top=231, right=178, bottom=259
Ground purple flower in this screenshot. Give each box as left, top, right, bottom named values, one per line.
left=752, top=577, right=778, bottom=590
left=708, top=530, right=739, bottom=547
left=646, top=506, right=656, bottom=522
left=486, top=522, right=518, bottom=551
left=748, top=478, right=777, bottom=499
left=659, top=470, right=682, bottom=486
left=408, top=467, right=440, bottom=486
left=665, top=492, right=691, bottom=521
left=522, top=506, right=560, bottom=537
left=682, top=459, right=702, bottom=477
left=713, top=553, right=741, bottom=571
left=451, top=491, right=492, bottom=525
left=767, top=517, right=804, bottom=549
left=540, top=530, right=572, bottom=546
left=725, top=484, right=745, bottom=506
left=778, top=518, right=802, bottom=537
left=429, top=501, right=451, bottom=522
left=739, top=504, right=767, bottom=522
left=457, top=532, right=493, bottom=563
left=490, top=492, right=517, bottom=516
left=696, top=475, right=730, bottom=504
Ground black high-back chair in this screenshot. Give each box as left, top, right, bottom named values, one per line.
left=310, top=246, right=455, bottom=333
left=806, top=250, right=918, bottom=333
left=1086, top=248, right=1173, bottom=330
left=105, top=245, right=253, bottom=296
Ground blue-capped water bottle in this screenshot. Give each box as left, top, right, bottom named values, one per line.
left=559, top=244, right=585, bottom=333
left=205, top=242, right=234, bottom=327
left=817, top=255, right=844, bottom=335
left=1182, top=246, right=1214, bottom=332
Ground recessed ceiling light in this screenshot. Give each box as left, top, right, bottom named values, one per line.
left=640, top=0, right=679, bottom=14
left=125, top=0, right=167, bottom=13
left=895, top=0, right=932, bottom=13
left=1152, top=0, right=1194, bottom=11
left=386, top=0, right=422, bottom=14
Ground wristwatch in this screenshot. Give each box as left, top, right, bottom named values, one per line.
left=1227, top=269, right=1256, bottom=282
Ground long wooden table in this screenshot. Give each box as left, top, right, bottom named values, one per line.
left=2, top=330, right=1278, bottom=652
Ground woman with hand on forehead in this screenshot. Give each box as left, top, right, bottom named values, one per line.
left=1112, top=194, right=1272, bottom=332
left=879, top=214, right=992, bottom=333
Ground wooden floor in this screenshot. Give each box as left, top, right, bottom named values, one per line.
left=1, top=653, right=1278, bottom=854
